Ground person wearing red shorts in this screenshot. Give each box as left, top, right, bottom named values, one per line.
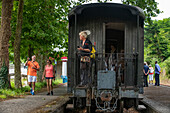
left=42, top=59, right=55, bottom=95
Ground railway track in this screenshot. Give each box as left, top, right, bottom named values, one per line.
left=33, top=85, right=170, bottom=113
left=58, top=85, right=170, bottom=113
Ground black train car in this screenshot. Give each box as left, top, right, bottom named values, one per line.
left=68, top=3, right=145, bottom=112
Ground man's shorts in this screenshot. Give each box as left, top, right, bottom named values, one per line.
left=28, top=75, right=37, bottom=82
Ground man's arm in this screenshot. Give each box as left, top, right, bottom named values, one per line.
left=36, top=64, right=40, bottom=71
left=32, top=67, right=39, bottom=71
left=158, top=65, right=161, bottom=73
left=82, top=48, right=91, bottom=52
left=77, top=47, right=91, bottom=52
left=143, top=69, right=145, bottom=74
left=155, top=64, right=161, bottom=73
left=25, top=58, right=30, bottom=66
left=32, top=63, right=40, bottom=71
left=147, top=69, right=149, bottom=75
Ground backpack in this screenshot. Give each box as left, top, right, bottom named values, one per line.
left=149, top=68, right=154, bottom=73
left=90, top=46, right=96, bottom=59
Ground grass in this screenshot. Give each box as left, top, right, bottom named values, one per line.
left=53, top=78, right=63, bottom=85
left=0, top=78, right=63, bottom=99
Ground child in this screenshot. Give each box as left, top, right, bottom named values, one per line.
left=149, top=65, right=154, bottom=84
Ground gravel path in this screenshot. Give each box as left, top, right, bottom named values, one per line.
left=0, top=84, right=67, bottom=113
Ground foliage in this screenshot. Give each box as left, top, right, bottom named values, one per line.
left=53, top=78, right=63, bottom=85
left=9, top=0, right=71, bottom=62
left=0, top=78, right=62, bottom=99
left=144, top=18, right=170, bottom=78
left=0, top=0, right=164, bottom=89
left=121, top=0, right=161, bottom=24
left=35, top=82, right=47, bottom=91
left=161, top=57, right=170, bottom=78
left=0, top=61, right=9, bottom=88
left=0, top=95, right=6, bottom=99
left=144, top=18, right=170, bottom=62
left=6, top=0, right=162, bottom=63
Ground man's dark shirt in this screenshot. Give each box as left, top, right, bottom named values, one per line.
left=80, top=38, right=92, bottom=56
left=144, top=65, right=149, bottom=74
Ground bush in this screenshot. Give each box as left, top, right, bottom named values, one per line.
left=35, top=82, right=46, bottom=91
left=53, top=78, right=62, bottom=85
left=0, top=95, right=6, bottom=99
left=0, top=78, right=63, bottom=99
left=164, top=57, right=170, bottom=78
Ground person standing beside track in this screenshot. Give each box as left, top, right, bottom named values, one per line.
left=143, top=62, right=149, bottom=87
left=155, top=61, right=161, bottom=86
left=149, top=65, right=154, bottom=84
left=25, top=55, right=40, bottom=95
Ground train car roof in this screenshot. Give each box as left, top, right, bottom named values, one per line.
left=69, top=3, right=145, bottom=19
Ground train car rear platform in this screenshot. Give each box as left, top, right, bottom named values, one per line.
left=141, top=84, right=170, bottom=113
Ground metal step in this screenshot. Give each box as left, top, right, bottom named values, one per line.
left=137, top=105, right=146, bottom=110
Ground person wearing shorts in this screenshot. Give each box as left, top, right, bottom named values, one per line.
left=25, top=55, right=40, bottom=95
left=42, top=59, right=55, bottom=95
left=149, top=65, right=154, bottom=84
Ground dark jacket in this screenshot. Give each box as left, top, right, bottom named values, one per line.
left=80, top=38, right=92, bottom=56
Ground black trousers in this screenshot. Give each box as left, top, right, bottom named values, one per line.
left=155, top=73, right=160, bottom=86
left=143, top=74, right=148, bottom=87
left=80, top=62, right=90, bottom=85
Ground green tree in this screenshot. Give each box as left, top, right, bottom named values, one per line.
left=14, top=0, right=24, bottom=88
left=121, top=0, right=161, bottom=24
left=0, top=0, right=13, bottom=88
left=144, top=18, right=170, bottom=63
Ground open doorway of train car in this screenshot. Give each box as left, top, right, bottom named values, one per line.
left=105, top=23, right=125, bottom=84
left=105, top=23, right=125, bottom=53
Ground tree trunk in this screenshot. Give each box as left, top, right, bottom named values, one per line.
left=14, top=0, right=24, bottom=88
left=0, top=0, right=13, bottom=88
left=36, top=50, right=46, bottom=82
left=28, top=45, right=33, bottom=59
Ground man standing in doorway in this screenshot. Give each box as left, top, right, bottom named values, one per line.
left=155, top=61, right=161, bottom=86
left=25, top=55, right=40, bottom=95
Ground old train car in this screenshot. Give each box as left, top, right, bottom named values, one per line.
left=68, top=3, right=145, bottom=112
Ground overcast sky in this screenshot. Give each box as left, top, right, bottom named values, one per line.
left=113, top=0, right=170, bottom=20
left=152, top=0, right=170, bottom=20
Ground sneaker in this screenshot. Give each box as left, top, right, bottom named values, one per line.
left=30, top=88, right=32, bottom=94
left=47, top=93, right=50, bottom=95
left=31, top=92, right=35, bottom=95
left=51, top=91, right=53, bottom=95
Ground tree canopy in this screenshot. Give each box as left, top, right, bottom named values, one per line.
left=144, top=18, right=170, bottom=62
left=121, top=0, right=161, bottom=24
left=5, top=0, right=162, bottom=62
left=0, top=0, right=169, bottom=88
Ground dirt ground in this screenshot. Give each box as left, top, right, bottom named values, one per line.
left=160, top=79, right=170, bottom=86
left=0, top=84, right=67, bottom=113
